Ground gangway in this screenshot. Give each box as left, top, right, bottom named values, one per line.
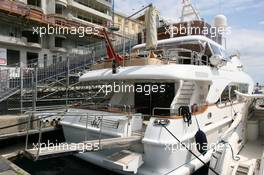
left=24, top=135, right=141, bottom=160
left=0, top=88, right=20, bottom=103
left=22, top=111, right=144, bottom=161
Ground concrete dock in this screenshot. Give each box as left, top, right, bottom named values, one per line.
left=0, top=113, right=62, bottom=174
left=0, top=156, right=29, bottom=175
left=0, top=115, right=28, bottom=136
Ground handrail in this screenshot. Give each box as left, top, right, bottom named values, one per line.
left=165, top=48, right=206, bottom=65
left=152, top=103, right=210, bottom=118
left=36, top=118, right=43, bottom=160
left=152, top=107, right=180, bottom=116
left=24, top=110, right=135, bottom=160
left=25, top=110, right=126, bottom=116
left=99, top=115, right=103, bottom=149
left=0, top=1, right=106, bottom=37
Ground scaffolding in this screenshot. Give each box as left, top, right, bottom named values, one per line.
left=0, top=0, right=142, bottom=113
left=0, top=35, right=139, bottom=113
left=0, top=0, right=105, bottom=38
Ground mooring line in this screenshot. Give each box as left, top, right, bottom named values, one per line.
left=162, top=125, right=219, bottom=175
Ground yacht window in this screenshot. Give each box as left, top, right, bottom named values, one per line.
left=239, top=84, right=249, bottom=94
left=202, top=43, right=213, bottom=65
left=230, top=85, right=238, bottom=101
left=134, top=83, right=175, bottom=116
left=219, top=84, right=248, bottom=103
left=220, top=49, right=228, bottom=59
left=220, top=86, right=229, bottom=103
left=210, top=44, right=222, bottom=56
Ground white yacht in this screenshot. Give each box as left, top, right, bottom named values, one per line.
left=59, top=2, right=264, bottom=175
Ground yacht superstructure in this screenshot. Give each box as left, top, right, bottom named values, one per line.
left=58, top=1, right=262, bottom=175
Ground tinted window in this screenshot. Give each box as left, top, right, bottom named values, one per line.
left=230, top=85, right=238, bottom=101
left=210, top=44, right=222, bottom=56
left=220, top=86, right=229, bottom=102
left=239, top=84, right=249, bottom=94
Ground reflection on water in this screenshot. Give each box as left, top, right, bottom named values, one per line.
left=3, top=129, right=117, bottom=175
left=14, top=155, right=118, bottom=175
left=5, top=128, right=208, bottom=175
left=13, top=155, right=208, bottom=175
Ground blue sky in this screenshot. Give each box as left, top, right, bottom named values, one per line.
left=115, top=0, right=264, bottom=84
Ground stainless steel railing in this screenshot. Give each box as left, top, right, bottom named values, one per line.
left=24, top=110, right=141, bottom=160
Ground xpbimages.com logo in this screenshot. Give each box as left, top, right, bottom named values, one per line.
left=32, top=141, right=100, bottom=153
left=96, top=82, right=166, bottom=95
left=164, top=24, right=232, bottom=38
left=32, top=24, right=101, bottom=38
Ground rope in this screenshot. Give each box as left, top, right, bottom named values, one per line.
left=179, top=106, right=192, bottom=126
left=220, top=140, right=240, bottom=161
left=194, top=114, right=200, bottom=129
left=162, top=125, right=220, bottom=175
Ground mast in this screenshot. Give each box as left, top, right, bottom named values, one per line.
left=180, top=0, right=201, bottom=22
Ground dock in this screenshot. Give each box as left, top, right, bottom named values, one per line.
left=0, top=127, right=58, bottom=140
left=24, top=135, right=142, bottom=160
left=0, top=156, right=29, bottom=175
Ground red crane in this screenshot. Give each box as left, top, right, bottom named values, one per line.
left=101, top=28, right=124, bottom=65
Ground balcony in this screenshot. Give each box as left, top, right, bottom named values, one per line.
left=27, top=0, right=41, bottom=8
left=69, top=0, right=112, bottom=21
left=70, top=48, right=92, bottom=55
left=0, top=34, right=41, bottom=49
left=56, top=0, right=68, bottom=7
left=0, top=0, right=28, bottom=16
left=50, top=36, right=67, bottom=53
left=50, top=47, right=67, bottom=53
left=96, top=0, right=112, bottom=8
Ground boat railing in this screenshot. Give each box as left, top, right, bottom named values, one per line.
left=128, top=48, right=210, bottom=66
left=108, top=104, right=133, bottom=113
left=81, top=103, right=135, bottom=114
left=164, top=48, right=209, bottom=65
left=152, top=107, right=181, bottom=117
left=24, top=110, right=143, bottom=160
left=151, top=103, right=209, bottom=118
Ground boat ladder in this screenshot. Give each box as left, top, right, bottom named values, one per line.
left=232, top=160, right=257, bottom=175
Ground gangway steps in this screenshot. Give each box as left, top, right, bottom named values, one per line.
left=0, top=88, right=20, bottom=102
left=232, top=159, right=257, bottom=175
left=23, top=135, right=141, bottom=160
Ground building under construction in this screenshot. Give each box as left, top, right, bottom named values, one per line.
left=0, top=1, right=211, bottom=113
left=0, top=0, right=114, bottom=67
left=0, top=0, right=144, bottom=113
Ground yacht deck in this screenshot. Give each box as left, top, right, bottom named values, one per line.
left=239, top=138, right=264, bottom=160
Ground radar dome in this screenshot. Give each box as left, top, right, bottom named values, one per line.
left=213, top=14, right=228, bottom=29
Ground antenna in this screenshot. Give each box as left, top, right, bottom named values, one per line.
left=180, top=0, right=201, bottom=22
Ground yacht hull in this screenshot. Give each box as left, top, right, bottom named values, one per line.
left=61, top=102, right=250, bottom=174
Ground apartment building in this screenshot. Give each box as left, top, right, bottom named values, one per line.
left=0, top=0, right=112, bottom=67
left=114, top=11, right=143, bottom=36
left=113, top=11, right=144, bottom=52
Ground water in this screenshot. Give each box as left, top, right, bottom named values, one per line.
left=2, top=129, right=118, bottom=175
left=3, top=129, right=208, bottom=175
left=14, top=156, right=118, bottom=175
left=11, top=148, right=208, bottom=175
left=13, top=155, right=208, bottom=175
